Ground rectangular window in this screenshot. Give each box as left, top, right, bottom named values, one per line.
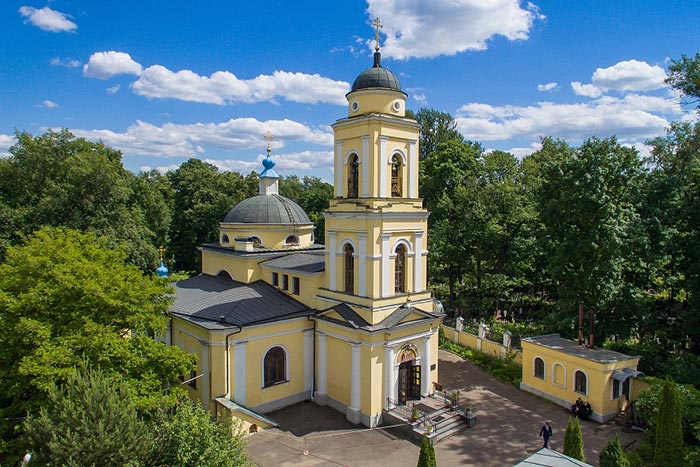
left=187, top=369, right=197, bottom=389
left=272, top=272, right=279, bottom=287
left=612, top=379, right=621, bottom=399
left=282, top=274, right=289, bottom=290
left=292, top=277, right=300, bottom=295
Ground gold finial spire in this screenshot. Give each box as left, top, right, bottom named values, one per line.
left=372, top=17, right=383, bottom=51
left=264, top=130, right=274, bottom=157
left=158, top=246, right=165, bottom=262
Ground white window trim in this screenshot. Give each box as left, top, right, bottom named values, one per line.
left=533, top=356, right=545, bottom=380
left=573, top=369, right=589, bottom=396
left=552, top=362, right=567, bottom=388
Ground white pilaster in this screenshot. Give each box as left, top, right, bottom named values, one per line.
left=421, top=335, right=431, bottom=396
left=381, top=233, right=391, bottom=297
left=316, top=333, right=328, bottom=405
left=335, top=141, right=343, bottom=197
left=201, top=341, right=210, bottom=409
left=414, top=232, right=423, bottom=293
left=361, top=136, right=370, bottom=197
left=379, top=136, right=389, bottom=198
left=347, top=342, right=362, bottom=424
left=328, top=232, right=337, bottom=291
left=408, top=139, right=417, bottom=198
left=358, top=233, right=367, bottom=297
left=384, top=345, right=396, bottom=408
left=233, top=341, right=246, bottom=405
left=304, top=329, right=314, bottom=392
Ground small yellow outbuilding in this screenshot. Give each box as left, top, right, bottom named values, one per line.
left=520, top=334, right=642, bottom=423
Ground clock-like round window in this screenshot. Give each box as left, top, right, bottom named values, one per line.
left=351, top=101, right=360, bottom=112
left=392, top=100, right=401, bottom=112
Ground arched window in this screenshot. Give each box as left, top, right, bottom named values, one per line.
left=251, top=236, right=262, bottom=248
left=553, top=363, right=566, bottom=387
left=285, top=235, right=299, bottom=246
left=221, top=234, right=230, bottom=244
left=391, top=154, right=403, bottom=197
left=263, top=346, right=286, bottom=387
left=534, top=357, right=545, bottom=380
left=344, top=243, right=354, bottom=293
left=347, top=154, right=359, bottom=199
left=394, top=244, right=406, bottom=293
left=574, top=370, right=587, bottom=395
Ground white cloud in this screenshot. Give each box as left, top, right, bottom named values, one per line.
left=41, top=99, right=59, bottom=108
left=505, top=142, right=543, bottom=158
left=537, top=82, right=558, bottom=92
left=83, top=51, right=143, bottom=79
left=19, top=6, right=77, bottom=32
left=107, top=84, right=121, bottom=94
left=572, top=59, right=667, bottom=97
left=0, top=134, right=15, bottom=157
left=366, top=0, right=544, bottom=59
left=131, top=65, right=348, bottom=105
left=455, top=95, right=679, bottom=143
left=70, top=117, right=333, bottom=159
left=205, top=150, right=334, bottom=174
left=50, top=57, right=81, bottom=68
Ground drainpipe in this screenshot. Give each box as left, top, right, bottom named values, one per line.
left=224, top=326, right=243, bottom=399
left=308, top=316, right=317, bottom=400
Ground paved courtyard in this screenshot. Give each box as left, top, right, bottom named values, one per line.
left=246, top=349, right=644, bottom=466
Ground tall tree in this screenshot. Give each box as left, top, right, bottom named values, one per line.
left=416, top=435, right=437, bottom=467
left=409, top=107, right=462, bottom=160
left=654, top=379, right=684, bottom=467
left=0, top=227, right=195, bottom=462
left=666, top=53, right=700, bottom=110
left=563, top=417, right=585, bottom=461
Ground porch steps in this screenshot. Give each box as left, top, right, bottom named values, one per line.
left=430, top=407, right=469, bottom=442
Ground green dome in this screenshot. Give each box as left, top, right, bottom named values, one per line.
left=223, top=194, right=311, bottom=225
left=351, top=51, right=402, bottom=92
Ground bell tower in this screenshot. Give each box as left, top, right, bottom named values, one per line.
left=322, top=21, right=431, bottom=323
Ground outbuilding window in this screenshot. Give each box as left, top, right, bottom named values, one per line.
left=534, top=357, right=545, bottom=380
left=574, top=370, right=588, bottom=395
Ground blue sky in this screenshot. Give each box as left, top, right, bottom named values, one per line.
left=2, top=1, right=698, bottom=180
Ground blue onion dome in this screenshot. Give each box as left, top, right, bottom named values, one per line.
left=260, top=155, right=278, bottom=178
left=156, top=261, right=169, bottom=277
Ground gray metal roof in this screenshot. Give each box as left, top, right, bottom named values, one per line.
left=514, top=448, right=594, bottom=467
left=223, top=194, right=311, bottom=225
left=317, top=303, right=437, bottom=331
left=260, top=252, right=326, bottom=273
left=171, top=274, right=311, bottom=330
left=522, top=334, right=639, bottom=364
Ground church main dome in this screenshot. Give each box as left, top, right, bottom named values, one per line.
left=351, top=52, right=402, bottom=92
left=223, top=194, right=311, bottom=225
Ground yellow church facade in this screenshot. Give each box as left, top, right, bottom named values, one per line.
left=159, top=43, right=443, bottom=428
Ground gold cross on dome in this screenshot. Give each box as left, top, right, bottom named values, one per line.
left=264, top=130, right=274, bottom=155
left=158, top=246, right=165, bottom=262
left=372, top=17, right=383, bottom=51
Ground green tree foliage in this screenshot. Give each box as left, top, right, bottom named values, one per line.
left=408, top=107, right=462, bottom=160
left=535, top=136, right=644, bottom=340
left=563, top=417, right=585, bottom=461
left=0, top=227, right=195, bottom=461
left=654, top=379, right=684, bottom=467
left=416, top=435, right=437, bottom=467
left=0, top=130, right=164, bottom=270
left=666, top=53, right=700, bottom=110
left=24, top=366, right=155, bottom=467
left=168, top=159, right=252, bottom=272
left=152, top=399, right=250, bottom=467
left=599, top=436, right=630, bottom=467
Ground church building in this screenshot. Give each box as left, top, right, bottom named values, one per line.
left=161, top=33, right=443, bottom=428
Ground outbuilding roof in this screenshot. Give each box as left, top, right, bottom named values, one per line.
left=259, top=252, right=326, bottom=274
left=522, top=334, right=639, bottom=364
left=514, top=448, right=594, bottom=467
left=170, top=274, right=311, bottom=330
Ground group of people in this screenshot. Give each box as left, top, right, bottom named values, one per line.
left=571, top=397, right=592, bottom=420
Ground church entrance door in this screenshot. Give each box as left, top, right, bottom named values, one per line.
left=398, top=361, right=421, bottom=404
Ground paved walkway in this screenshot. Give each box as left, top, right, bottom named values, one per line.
left=246, top=349, right=644, bottom=466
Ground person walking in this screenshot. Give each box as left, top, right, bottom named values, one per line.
left=539, top=421, right=553, bottom=448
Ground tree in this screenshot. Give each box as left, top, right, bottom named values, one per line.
left=24, top=366, right=155, bottom=467
left=416, top=435, right=437, bottom=467
left=0, top=130, right=163, bottom=270
left=0, top=227, right=195, bottom=462
left=152, top=399, right=250, bottom=467
left=563, top=417, right=585, bottom=461
left=599, top=436, right=630, bottom=467
left=280, top=175, right=333, bottom=244
left=409, top=107, right=462, bottom=160
left=654, top=379, right=684, bottom=467
left=666, top=53, right=700, bottom=110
